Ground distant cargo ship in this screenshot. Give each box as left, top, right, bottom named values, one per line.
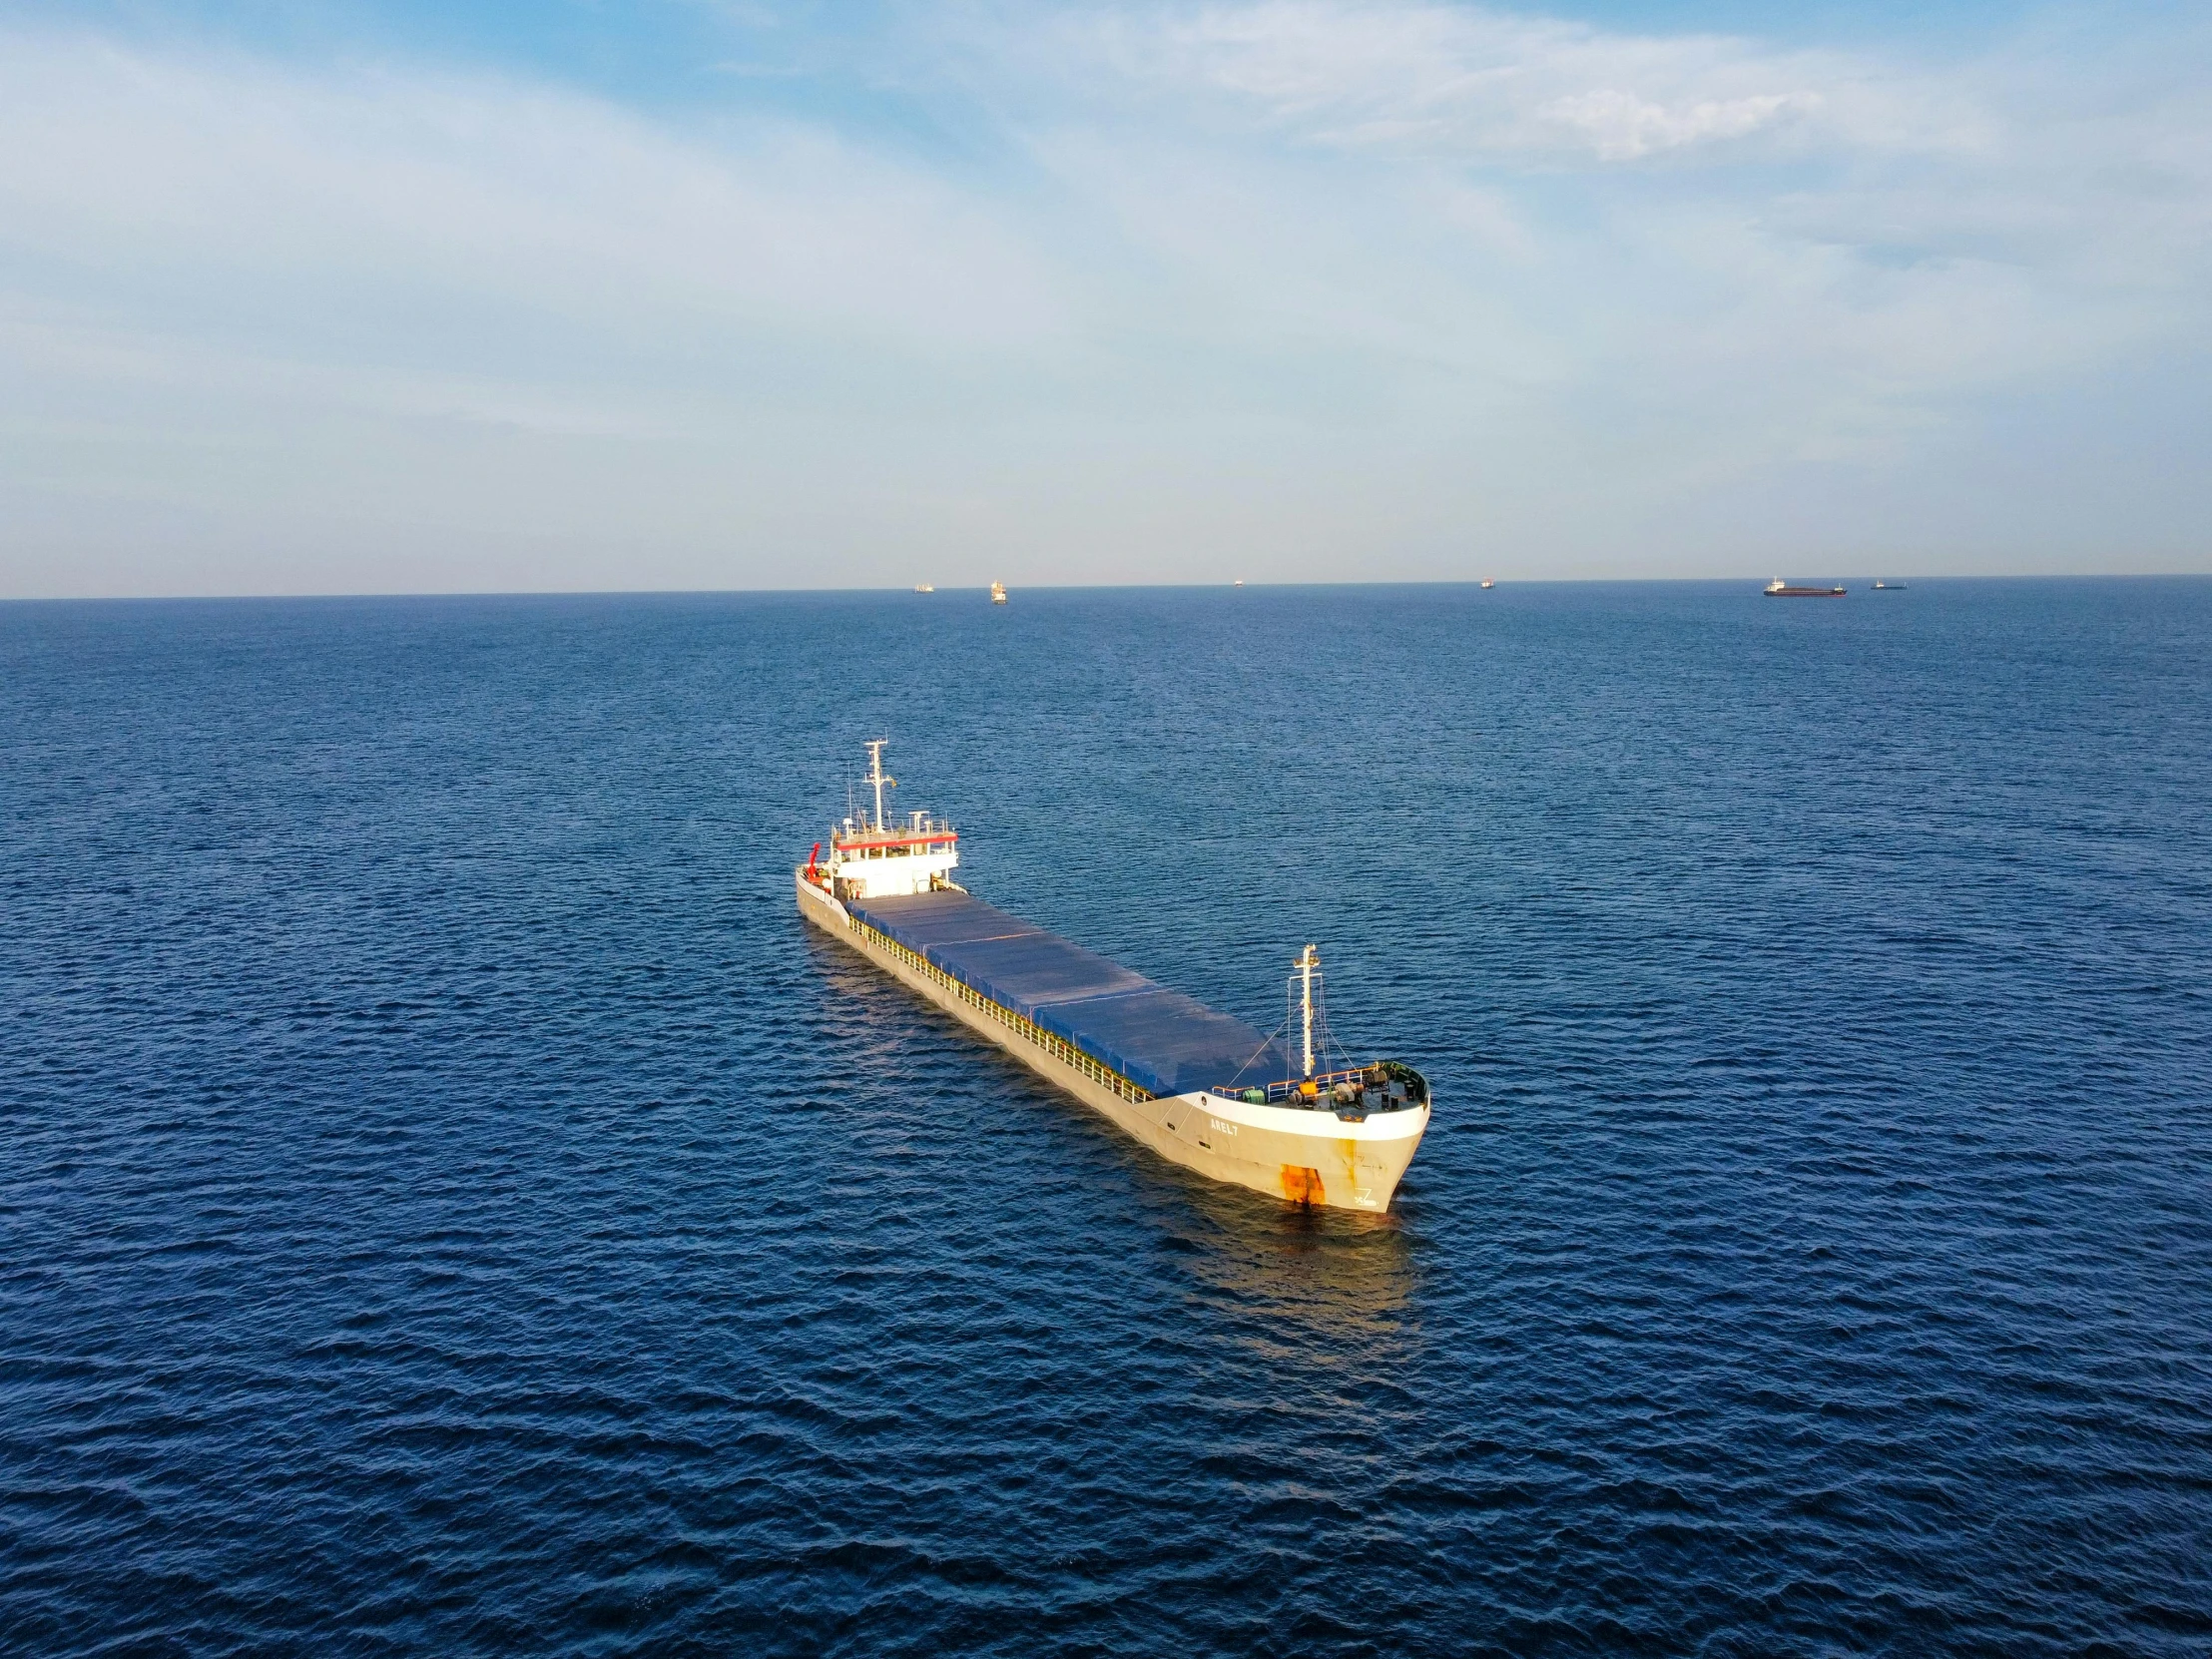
left=990, top=582, right=1007, bottom=604
left=1765, top=579, right=1847, bottom=598
left=796, top=743, right=1431, bottom=1211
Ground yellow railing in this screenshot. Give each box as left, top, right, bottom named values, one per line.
left=847, top=914, right=1155, bottom=1105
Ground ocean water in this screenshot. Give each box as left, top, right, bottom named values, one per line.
left=4, top=579, right=2209, bottom=1656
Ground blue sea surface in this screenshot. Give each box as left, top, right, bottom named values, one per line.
left=4, top=580, right=2210, bottom=1655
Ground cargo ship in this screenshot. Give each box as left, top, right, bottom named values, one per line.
left=796, top=742, right=1431, bottom=1212
left=1765, top=579, right=1847, bottom=597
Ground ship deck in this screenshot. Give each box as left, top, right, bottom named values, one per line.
left=844, top=890, right=1294, bottom=1098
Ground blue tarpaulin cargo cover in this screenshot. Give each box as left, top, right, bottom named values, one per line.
left=1031, top=988, right=1292, bottom=1097
left=847, top=890, right=1295, bottom=1096
left=920, top=931, right=1151, bottom=1015
left=850, top=892, right=1042, bottom=950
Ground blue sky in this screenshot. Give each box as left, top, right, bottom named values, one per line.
left=4, top=0, right=2207, bottom=595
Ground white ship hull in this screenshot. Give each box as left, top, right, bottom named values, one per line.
left=799, top=871, right=1428, bottom=1213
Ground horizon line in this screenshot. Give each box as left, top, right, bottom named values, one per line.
left=6, top=571, right=2211, bottom=606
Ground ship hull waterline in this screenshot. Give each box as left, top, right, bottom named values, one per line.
left=798, top=871, right=1427, bottom=1213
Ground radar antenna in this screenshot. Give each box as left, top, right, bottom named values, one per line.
left=863, top=739, right=896, bottom=831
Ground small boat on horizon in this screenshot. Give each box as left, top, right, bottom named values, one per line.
left=1479, top=578, right=1495, bottom=590
left=1766, top=578, right=1847, bottom=598
left=990, top=581, right=1008, bottom=605
left=1873, top=580, right=1907, bottom=590
left=914, top=584, right=934, bottom=594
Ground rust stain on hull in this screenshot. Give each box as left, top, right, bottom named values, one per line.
left=1281, top=1165, right=1327, bottom=1206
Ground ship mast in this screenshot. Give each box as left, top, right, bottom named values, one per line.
left=863, top=739, right=895, bottom=831
left=1297, top=944, right=1319, bottom=1079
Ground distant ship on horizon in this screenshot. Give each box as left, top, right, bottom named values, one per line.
left=989, top=581, right=1007, bottom=605
left=1766, top=578, right=1847, bottom=598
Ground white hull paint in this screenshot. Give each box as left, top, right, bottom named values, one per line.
left=798, top=870, right=1428, bottom=1212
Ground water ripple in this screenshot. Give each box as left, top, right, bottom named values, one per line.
left=4, top=582, right=2210, bottom=1654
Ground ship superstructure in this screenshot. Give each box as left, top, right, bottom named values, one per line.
left=796, top=742, right=1431, bottom=1212
left=806, top=740, right=962, bottom=903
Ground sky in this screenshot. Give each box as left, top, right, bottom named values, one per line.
left=2, top=0, right=2207, bottom=596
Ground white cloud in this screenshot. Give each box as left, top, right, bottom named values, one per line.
left=989, top=1, right=2211, bottom=380
left=1024, top=0, right=1907, bottom=164
left=0, top=4, right=2208, bottom=595
left=1537, top=88, right=1812, bottom=161
left=0, top=30, right=1068, bottom=378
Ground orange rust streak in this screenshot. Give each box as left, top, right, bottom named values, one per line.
left=1280, top=1165, right=1327, bottom=1206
